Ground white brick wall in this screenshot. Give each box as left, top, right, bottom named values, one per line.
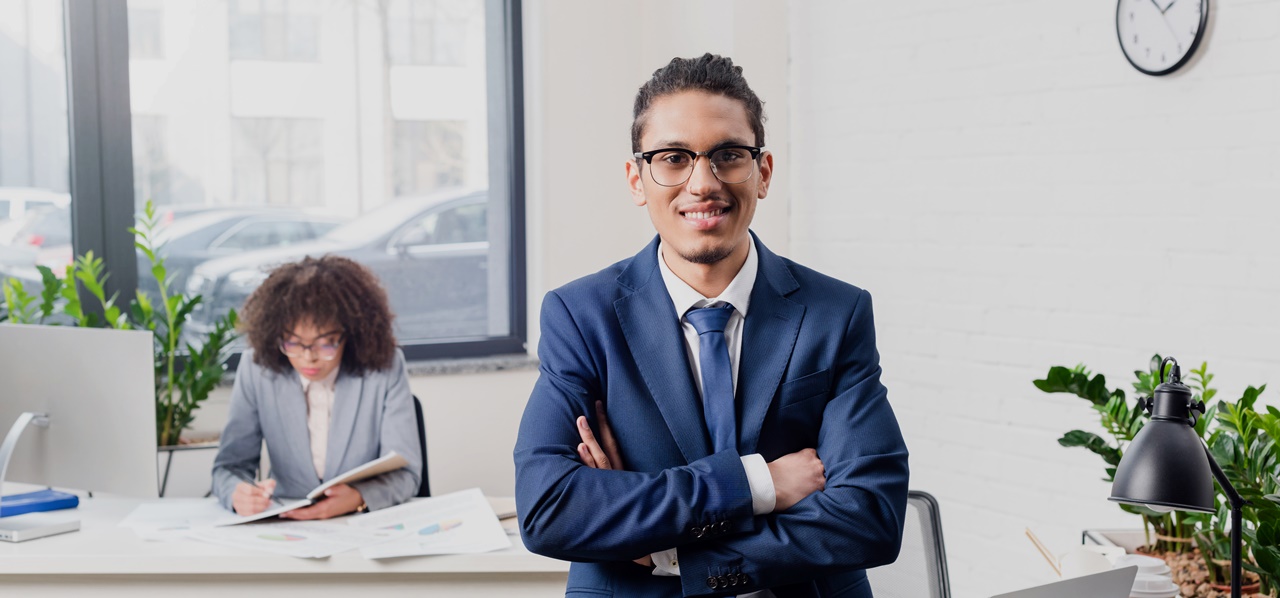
left=789, top=1, right=1280, bottom=596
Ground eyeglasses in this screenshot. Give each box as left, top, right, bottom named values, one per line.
left=633, top=145, right=764, bottom=187
left=279, top=335, right=344, bottom=361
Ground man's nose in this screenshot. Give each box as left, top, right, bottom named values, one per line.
left=685, top=156, right=721, bottom=195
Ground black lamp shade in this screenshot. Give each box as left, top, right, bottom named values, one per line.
left=1109, top=381, right=1215, bottom=512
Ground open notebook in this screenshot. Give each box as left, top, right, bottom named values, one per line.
left=214, top=452, right=409, bottom=526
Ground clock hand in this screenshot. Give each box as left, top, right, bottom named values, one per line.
left=1148, top=0, right=1164, bottom=13
left=1161, top=0, right=1178, bottom=14
left=1156, top=7, right=1181, bottom=43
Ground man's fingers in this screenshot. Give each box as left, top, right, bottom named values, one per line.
left=594, top=401, right=624, bottom=468
left=577, top=416, right=612, bottom=469
left=577, top=443, right=598, bottom=468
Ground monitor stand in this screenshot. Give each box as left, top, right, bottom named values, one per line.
left=0, top=412, right=81, bottom=543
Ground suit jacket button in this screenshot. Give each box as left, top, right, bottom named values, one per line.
left=702, top=524, right=712, bottom=536
left=719, top=521, right=729, bottom=533
left=707, top=576, right=719, bottom=589
left=718, top=575, right=728, bottom=588
left=692, top=527, right=703, bottom=539
left=728, top=574, right=739, bottom=587
left=740, top=573, right=751, bottom=585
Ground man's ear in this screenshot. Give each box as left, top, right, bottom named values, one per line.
left=626, top=159, right=647, bottom=206
left=756, top=151, right=774, bottom=199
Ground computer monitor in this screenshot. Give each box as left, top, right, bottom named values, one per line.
left=0, top=324, right=158, bottom=498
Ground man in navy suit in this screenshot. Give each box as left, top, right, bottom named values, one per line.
left=515, top=53, right=909, bottom=597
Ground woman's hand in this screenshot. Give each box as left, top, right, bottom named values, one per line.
left=232, top=479, right=276, bottom=516
left=280, top=484, right=365, bottom=520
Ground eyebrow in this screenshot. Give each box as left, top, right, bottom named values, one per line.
left=648, top=138, right=754, bottom=151
left=285, top=330, right=344, bottom=341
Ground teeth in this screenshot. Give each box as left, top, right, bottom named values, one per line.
left=684, top=208, right=725, bottom=220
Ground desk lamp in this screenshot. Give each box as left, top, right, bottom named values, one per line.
left=1109, top=357, right=1245, bottom=598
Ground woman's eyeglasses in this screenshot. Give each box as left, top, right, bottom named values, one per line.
left=279, top=335, right=344, bottom=360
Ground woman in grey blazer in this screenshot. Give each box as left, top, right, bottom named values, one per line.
left=212, top=255, right=422, bottom=519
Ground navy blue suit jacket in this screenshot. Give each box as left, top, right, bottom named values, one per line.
left=515, top=234, right=909, bottom=597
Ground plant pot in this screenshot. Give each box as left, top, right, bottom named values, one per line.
left=1207, top=581, right=1260, bottom=594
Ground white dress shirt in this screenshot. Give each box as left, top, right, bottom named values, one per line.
left=650, top=242, right=777, bottom=597
left=299, top=367, right=340, bottom=480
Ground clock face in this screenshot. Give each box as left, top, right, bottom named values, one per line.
left=1116, top=0, right=1209, bottom=76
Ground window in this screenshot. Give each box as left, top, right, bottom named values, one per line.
left=0, top=0, right=72, bottom=276
left=127, top=0, right=164, bottom=60
left=0, top=0, right=526, bottom=359
left=101, top=0, right=526, bottom=358
left=386, top=0, right=472, bottom=66
left=229, top=0, right=320, bottom=62
left=231, top=118, right=324, bottom=207
left=132, top=115, right=171, bottom=206
left=394, top=120, right=466, bottom=196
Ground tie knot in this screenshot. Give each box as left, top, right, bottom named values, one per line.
left=685, top=304, right=735, bottom=335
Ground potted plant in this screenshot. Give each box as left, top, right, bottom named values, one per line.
left=0, top=201, right=238, bottom=447
left=1038, top=357, right=1280, bottom=597
left=1034, top=356, right=1215, bottom=554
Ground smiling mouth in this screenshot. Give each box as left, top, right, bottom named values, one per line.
left=681, top=207, right=730, bottom=220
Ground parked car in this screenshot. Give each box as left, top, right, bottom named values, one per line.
left=0, top=187, right=70, bottom=245
left=136, top=208, right=346, bottom=297
left=185, top=189, right=490, bottom=342
left=0, top=207, right=345, bottom=299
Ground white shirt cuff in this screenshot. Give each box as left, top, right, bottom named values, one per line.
left=741, top=453, right=776, bottom=515
left=651, top=547, right=680, bottom=576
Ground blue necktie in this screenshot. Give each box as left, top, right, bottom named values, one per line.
left=685, top=304, right=737, bottom=453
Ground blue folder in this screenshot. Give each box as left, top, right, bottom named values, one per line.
left=0, top=489, right=79, bottom=518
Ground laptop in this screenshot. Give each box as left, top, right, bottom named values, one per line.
left=990, top=566, right=1139, bottom=598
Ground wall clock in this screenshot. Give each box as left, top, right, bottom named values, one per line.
left=1116, top=0, right=1209, bottom=76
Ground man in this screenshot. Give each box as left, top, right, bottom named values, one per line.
left=515, top=53, right=909, bottom=598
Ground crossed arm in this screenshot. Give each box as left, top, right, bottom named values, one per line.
left=514, top=290, right=909, bottom=594
left=575, top=401, right=825, bottom=569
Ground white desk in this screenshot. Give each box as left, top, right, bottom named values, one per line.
left=0, top=495, right=570, bottom=597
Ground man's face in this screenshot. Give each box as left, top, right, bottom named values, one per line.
left=627, top=90, right=773, bottom=267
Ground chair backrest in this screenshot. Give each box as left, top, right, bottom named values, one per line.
left=866, top=490, right=951, bottom=598
left=412, top=395, right=431, bottom=497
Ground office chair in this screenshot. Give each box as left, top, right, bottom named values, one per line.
left=412, top=395, right=431, bottom=497
left=866, top=490, right=951, bottom=598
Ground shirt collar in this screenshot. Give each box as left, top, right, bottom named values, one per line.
left=298, top=365, right=340, bottom=393
left=657, top=238, right=758, bottom=320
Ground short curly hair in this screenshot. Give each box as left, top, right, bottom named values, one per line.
left=238, top=255, right=397, bottom=376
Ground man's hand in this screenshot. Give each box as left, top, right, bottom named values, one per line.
left=232, top=479, right=276, bottom=516
left=577, top=401, right=654, bottom=569
left=279, top=484, right=364, bottom=520
left=767, top=448, right=825, bottom=511
left=576, top=400, right=623, bottom=471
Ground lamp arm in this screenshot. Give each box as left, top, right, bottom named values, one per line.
left=1203, top=443, right=1244, bottom=598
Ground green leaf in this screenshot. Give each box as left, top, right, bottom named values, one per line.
left=1058, top=430, right=1122, bottom=466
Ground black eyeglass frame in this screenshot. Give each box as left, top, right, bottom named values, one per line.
left=632, top=145, right=766, bottom=187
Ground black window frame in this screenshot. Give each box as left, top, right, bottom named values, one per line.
left=63, top=0, right=527, bottom=363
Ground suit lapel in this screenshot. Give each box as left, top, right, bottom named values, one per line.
left=274, top=372, right=321, bottom=487
left=325, top=371, right=363, bottom=480
left=738, top=235, right=804, bottom=455
left=615, top=238, right=713, bottom=464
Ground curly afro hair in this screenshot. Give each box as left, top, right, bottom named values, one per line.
left=238, top=255, right=397, bottom=376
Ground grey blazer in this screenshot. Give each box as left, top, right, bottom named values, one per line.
left=212, top=348, right=422, bottom=512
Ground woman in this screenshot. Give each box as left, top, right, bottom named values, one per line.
left=212, top=255, right=421, bottom=519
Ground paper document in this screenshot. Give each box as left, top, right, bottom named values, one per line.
left=186, top=520, right=404, bottom=558
left=348, top=488, right=512, bottom=559
left=119, top=498, right=230, bottom=540
left=214, top=451, right=409, bottom=526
